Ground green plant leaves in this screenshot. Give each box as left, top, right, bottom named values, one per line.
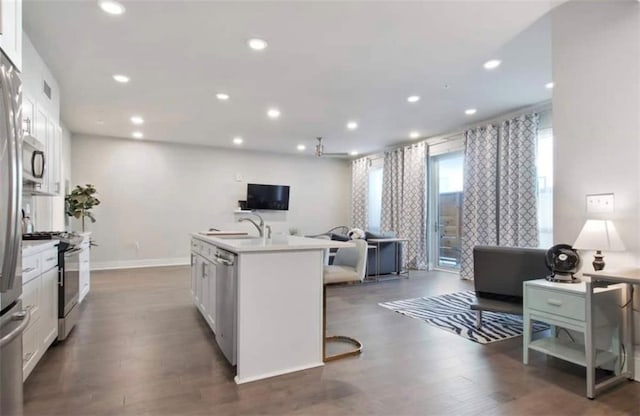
left=65, top=184, right=100, bottom=224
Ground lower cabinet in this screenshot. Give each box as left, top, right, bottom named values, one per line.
left=78, top=235, right=91, bottom=303
left=22, top=246, right=58, bottom=381
left=191, top=239, right=217, bottom=334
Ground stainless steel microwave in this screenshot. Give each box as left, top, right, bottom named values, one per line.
left=22, top=135, right=45, bottom=185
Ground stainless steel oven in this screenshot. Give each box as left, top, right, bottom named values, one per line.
left=58, top=246, right=80, bottom=341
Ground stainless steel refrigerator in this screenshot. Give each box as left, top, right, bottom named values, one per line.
left=0, top=50, right=28, bottom=416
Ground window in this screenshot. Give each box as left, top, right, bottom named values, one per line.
left=367, top=166, right=383, bottom=232
left=536, top=128, right=553, bottom=248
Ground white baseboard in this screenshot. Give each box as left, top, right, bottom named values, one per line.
left=635, top=349, right=640, bottom=382
left=91, top=257, right=190, bottom=271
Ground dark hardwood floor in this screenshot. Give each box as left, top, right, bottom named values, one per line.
left=23, top=266, right=640, bottom=415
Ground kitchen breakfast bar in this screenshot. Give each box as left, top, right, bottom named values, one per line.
left=189, top=233, right=352, bottom=384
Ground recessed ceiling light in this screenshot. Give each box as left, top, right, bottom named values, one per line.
left=248, top=38, right=268, bottom=51
left=130, top=116, right=144, bottom=125
left=98, top=0, right=125, bottom=15
left=233, top=136, right=243, bottom=145
left=545, top=82, right=554, bottom=89
left=407, top=95, right=420, bottom=103
left=112, top=74, right=130, bottom=83
left=350, top=151, right=359, bottom=156
left=132, top=131, right=143, bottom=139
left=267, top=108, right=280, bottom=119
left=409, top=131, right=420, bottom=139
left=347, top=121, right=358, bottom=130
left=297, top=144, right=306, bottom=151
left=483, top=59, right=501, bottom=70
left=216, top=93, right=229, bottom=101
left=465, top=108, right=477, bottom=115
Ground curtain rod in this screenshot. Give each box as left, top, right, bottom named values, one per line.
left=361, top=100, right=552, bottom=161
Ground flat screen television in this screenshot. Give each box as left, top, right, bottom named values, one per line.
left=246, top=183, right=290, bottom=210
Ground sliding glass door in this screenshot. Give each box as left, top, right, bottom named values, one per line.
left=429, top=152, right=464, bottom=270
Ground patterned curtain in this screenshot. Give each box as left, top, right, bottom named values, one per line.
left=381, top=149, right=403, bottom=233
left=351, top=157, right=369, bottom=229
left=499, top=113, right=539, bottom=247
left=381, top=142, right=428, bottom=270
left=460, top=125, right=499, bottom=280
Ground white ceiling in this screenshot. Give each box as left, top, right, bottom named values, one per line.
left=23, top=0, right=553, bottom=155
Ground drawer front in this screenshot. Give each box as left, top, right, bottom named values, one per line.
left=22, top=254, right=40, bottom=283
left=527, top=287, right=585, bottom=321
left=22, top=276, right=41, bottom=328
left=41, top=248, right=58, bottom=273
left=203, top=244, right=215, bottom=262
left=191, top=239, right=201, bottom=254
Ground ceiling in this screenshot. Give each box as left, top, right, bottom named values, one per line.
left=23, top=0, right=553, bottom=156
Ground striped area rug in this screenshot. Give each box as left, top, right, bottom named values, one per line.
left=378, top=290, right=548, bottom=344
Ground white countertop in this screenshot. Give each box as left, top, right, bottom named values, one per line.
left=191, top=233, right=354, bottom=253
left=22, top=240, right=59, bottom=257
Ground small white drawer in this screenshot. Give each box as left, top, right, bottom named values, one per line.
left=40, top=248, right=58, bottom=273
left=526, top=287, right=585, bottom=321
left=22, top=255, right=40, bottom=284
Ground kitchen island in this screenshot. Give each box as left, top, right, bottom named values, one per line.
left=190, top=233, right=352, bottom=384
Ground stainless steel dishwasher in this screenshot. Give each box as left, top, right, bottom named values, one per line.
left=214, top=248, right=237, bottom=365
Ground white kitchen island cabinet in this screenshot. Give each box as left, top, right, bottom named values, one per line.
left=190, top=233, right=352, bottom=384
left=78, top=233, right=91, bottom=303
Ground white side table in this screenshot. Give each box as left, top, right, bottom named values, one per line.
left=523, top=278, right=623, bottom=398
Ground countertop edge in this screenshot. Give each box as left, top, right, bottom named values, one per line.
left=190, top=233, right=354, bottom=253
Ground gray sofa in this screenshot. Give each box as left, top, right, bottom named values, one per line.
left=470, top=245, right=549, bottom=328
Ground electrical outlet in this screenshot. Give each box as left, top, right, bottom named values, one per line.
left=586, top=193, right=614, bottom=213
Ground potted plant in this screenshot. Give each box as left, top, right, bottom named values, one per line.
left=65, top=184, right=100, bottom=232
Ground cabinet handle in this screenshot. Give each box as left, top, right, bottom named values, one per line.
left=22, top=267, right=36, bottom=273
left=23, top=352, right=35, bottom=363
left=45, top=257, right=55, bottom=262
left=24, top=117, right=31, bottom=135
left=547, top=298, right=563, bottom=307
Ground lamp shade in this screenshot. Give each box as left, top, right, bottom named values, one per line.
left=572, top=219, right=625, bottom=251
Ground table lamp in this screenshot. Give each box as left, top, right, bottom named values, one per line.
left=572, top=219, right=625, bottom=271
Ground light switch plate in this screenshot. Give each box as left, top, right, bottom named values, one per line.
left=586, top=193, right=614, bottom=213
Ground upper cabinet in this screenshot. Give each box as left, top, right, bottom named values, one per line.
left=22, top=32, right=62, bottom=196
left=0, top=0, right=22, bottom=71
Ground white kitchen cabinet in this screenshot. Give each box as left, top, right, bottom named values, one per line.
left=206, top=258, right=217, bottom=332
left=190, top=253, right=197, bottom=297
left=0, top=0, right=22, bottom=71
left=22, top=243, right=58, bottom=381
left=34, top=104, right=47, bottom=151
left=200, top=260, right=210, bottom=317
left=191, top=241, right=217, bottom=334
left=22, top=93, right=35, bottom=138
left=22, top=91, right=62, bottom=196
left=40, top=267, right=58, bottom=347
left=78, top=235, right=91, bottom=303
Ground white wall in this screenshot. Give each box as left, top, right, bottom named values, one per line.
left=71, top=134, right=351, bottom=269
left=551, top=0, right=640, bottom=352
